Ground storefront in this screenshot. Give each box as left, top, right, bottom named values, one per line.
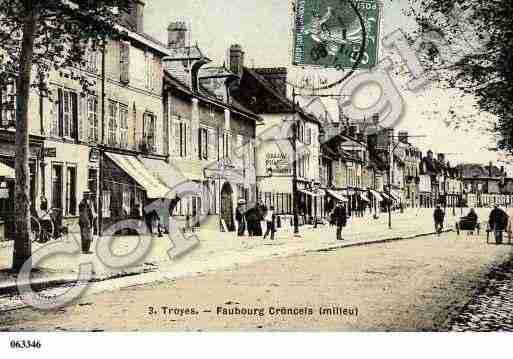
left=0, top=132, right=44, bottom=240
left=101, top=152, right=170, bottom=233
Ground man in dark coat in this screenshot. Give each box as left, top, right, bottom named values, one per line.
left=333, top=201, right=348, bottom=241
left=245, top=206, right=258, bottom=237
left=433, top=205, right=445, bottom=234
left=235, top=203, right=246, bottom=236
left=79, top=192, right=94, bottom=254
left=489, top=205, right=508, bottom=244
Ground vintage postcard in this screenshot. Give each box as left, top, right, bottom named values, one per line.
left=0, top=0, right=512, bottom=349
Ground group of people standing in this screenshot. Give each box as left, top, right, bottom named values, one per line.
left=235, top=202, right=276, bottom=240
left=435, top=204, right=513, bottom=244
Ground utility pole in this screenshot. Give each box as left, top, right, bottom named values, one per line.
left=292, top=88, right=299, bottom=235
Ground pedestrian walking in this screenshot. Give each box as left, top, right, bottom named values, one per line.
left=255, top=202, right=264, bottom=236
left=333, top=201, right=347, bottom=241
left=78, top=192, right=94, bottom=254
left=235, top=203, right=246, bottom=237
left=489, top=205, right=508, bottom=244
left=245, top=206, right=258, bottom=238
left=263, top=206, right=276, bottom=240
left=506, top=209, right=513, bottom=242
left=433, top=205, right=445, bottom=236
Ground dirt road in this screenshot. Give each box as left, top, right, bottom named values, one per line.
left=1, top=232, right=512, bottom=331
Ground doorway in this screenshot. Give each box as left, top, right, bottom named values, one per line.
left=220, top=182, right=234, bottom=231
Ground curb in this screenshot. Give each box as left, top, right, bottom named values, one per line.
left=0, top=229, right=452, bottom=299
left=309, top=229, right=453, bottom=253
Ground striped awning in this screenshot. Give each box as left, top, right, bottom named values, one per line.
left=327, top=189, right=349, bottom=202
left=369, top=189, right=383, bottom=202
left=381, top=192, right=395, bottom=202
left=359, top=192, right=370, bottom=202
left=0, top=162, right=15, bottom=179
left=105, top=152, right=170, bottom=199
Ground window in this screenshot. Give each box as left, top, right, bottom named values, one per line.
left=176, top=120, right=188, bottom=157
left=86, top=47, right=98, bottom=73
left=0, top=81, right=15, bottom=127
left=209, top=105, right=215, bottom=122
left=143, top=112, right=156, bottom=152
left=108, top=101, right=118, bottom=146
left=58, top=89, right=78, bottom=139
left=120, top=41, right=130, bottom=84
left=223, top=132, right=231, bottom=159
left=66, top=166, right=77, bottom=216
left=52, top=164, right=63, bottom=211
left=198, top=127, right=208, bottom=160
left=102, top=191, right=111, bottom=218
left=87, top=96, right=99, bottom=143
left=122, top=189, right=131, bottom=216
left=145, top=52, right=157, bottom=90
left=119, top=105, right=129, bottom=148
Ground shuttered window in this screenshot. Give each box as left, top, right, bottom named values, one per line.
left=120, top=41, right=130, bottom=84
left=119, top=105, right=129, bottom=148
left=0, top=81, right=15, bottom=127
left=198, top=127, right=208, bottom=160
left=58, top=89, right=78, bottom=139
left=87, top=96, right=99, bottom=143
left=174, top=120, right=181, bottom=156
left=108, top=101, right=118, bottom=146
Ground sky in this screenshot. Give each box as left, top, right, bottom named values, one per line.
left=143, top=0, right=507, bottom=169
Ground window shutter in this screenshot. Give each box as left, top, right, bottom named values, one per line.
left=203, top=128, right=208, bottom=159
left=174, top=122, right=180, bottom=156
left=187, top=122, right=191, bottom=158
left=208, top=129, right=216, bottom=161
left=198, top=128, right=202, bottom=160
left=71, top=92, right=78, bottom=140
left=57, top=88, right=63, bottom=137
left=120, top=41, right=130, bottom=84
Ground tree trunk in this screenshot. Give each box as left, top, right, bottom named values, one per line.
left=12, top=7, right=37, bottom=271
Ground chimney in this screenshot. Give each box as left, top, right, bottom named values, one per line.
left=254, top=67, right=288, bottom=97
left=398, top=131, right=408, bottom=144
left=437, top=153, right=445, bottom=163
left=489, top=161, right=493, bottom=177
left=168, top=21, right=187, bottom=49
left=228, top=44, right=244, bottom=78
left=121, top=0, right=145, bottom=32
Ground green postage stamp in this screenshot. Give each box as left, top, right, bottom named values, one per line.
left=293, top=0, right=381, bottom=69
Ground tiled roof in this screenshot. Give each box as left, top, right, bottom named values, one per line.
left=164, top=70, right=261, bottom=122
left=242, top=67, right=322, bottom=125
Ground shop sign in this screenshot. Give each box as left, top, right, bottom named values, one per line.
left=90, top=149, right=100, bottom=162
left=0, top=182, right=8, bottom=199
left=43, top=147, right=56, bottom=158
left=265, top=152, right=291, bottom=176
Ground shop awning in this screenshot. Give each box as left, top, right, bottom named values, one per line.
left=327, top=189, right=349, bottom=202
left=359, top=192, right=370, bottom=202
left=299, top=189, right=326, bottom=198
left=0, top=162, right=15, bottom=179
left=390, top=190, right=402, bottom=202
left=369, top=189, right=383, bottom=202
left=381, top=192, right=395, bottom=202
left=105, top=152, right=170, bottom=199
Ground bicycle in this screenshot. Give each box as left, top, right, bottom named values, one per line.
left=31, top=215, right=54, bottom=244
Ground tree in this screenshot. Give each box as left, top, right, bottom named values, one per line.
left=405, top=0, right=513, bottom=151
left=0, top=0, right=131, bottom=271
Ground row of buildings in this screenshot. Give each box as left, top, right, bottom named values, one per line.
left=0, top=1, right=511, bottom=237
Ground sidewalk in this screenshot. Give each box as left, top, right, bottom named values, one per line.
left=0, top=208, right=451, bottom=298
